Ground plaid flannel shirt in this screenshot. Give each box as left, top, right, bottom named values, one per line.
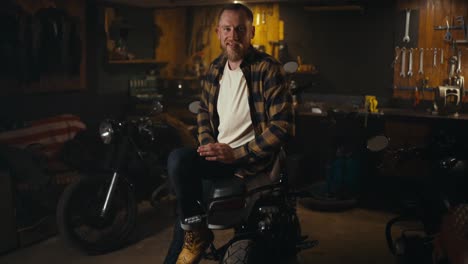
left=197, top=46, right=294, bottom=178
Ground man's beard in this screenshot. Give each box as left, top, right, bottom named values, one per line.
left=222, top=41, right=245, bottom=61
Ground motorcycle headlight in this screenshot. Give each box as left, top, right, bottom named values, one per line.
left=99, top=120, right=114, bottom=144
left=151, top=100, right=164, bottom=114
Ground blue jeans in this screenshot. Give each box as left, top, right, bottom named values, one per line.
left=163, top=147, right=240, bottom=263
left=167, top=147, right=240, bottom=226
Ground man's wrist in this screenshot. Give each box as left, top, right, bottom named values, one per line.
left=232, top=144, right=250, bottom=163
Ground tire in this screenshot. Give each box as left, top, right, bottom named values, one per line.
left=221, top=239, right=263, bottom=264
left=56, top=175, right=137, bottom=254
left=284, top=212, right=302, bottom=257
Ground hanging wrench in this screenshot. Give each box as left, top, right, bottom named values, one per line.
left=444, top=17, right=452, bottom=42
left=400, top=47, right=406, bottom=77
left=403, top=9, right=411, bottom=43
left=408, top=48, right=414, bottom=77
left=433, top=48, right=438, bottom=68
left=418, top=48, right=424, bottom=75
left=449, top=56, right=457, bottom=78
left=441, top=49, right=444, bottom=64
left=391, top=46, right=400, bottom=68
left=457, top=49, right=462, bottom=74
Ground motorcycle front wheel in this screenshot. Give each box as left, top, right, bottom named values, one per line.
left=56, top=175, right=137, bottom=254
left=222, top=239, right=264, bottom=264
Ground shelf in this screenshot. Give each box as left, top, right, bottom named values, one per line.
left=296, top=70, right=319, bottom=75
left=455, top=39, right=468, bottom=44
left=108, top=59, right=167, bottom=65
left=160, top=76, right=201, bottom=81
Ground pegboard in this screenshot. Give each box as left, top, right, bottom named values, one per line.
left=393, top=0, right=468, bottom=101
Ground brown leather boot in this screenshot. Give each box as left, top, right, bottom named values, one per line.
left=176, top=228, right=214, bottom=264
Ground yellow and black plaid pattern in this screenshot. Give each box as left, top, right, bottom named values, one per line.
left=197, top=46, right=294, bottom=178
left=453, top=204, right=468, bottom=239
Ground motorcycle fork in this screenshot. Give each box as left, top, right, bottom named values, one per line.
left=100, top=139, right=130, bottom=218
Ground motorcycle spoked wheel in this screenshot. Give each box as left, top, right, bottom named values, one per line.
left=221, top=203, right=302, bottom=263
left=56, top=175, right=137, bottom=254
left=221, top=239, right=265, bottom=264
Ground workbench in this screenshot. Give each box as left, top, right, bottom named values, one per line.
left=289, top=105, right=468, bottom=188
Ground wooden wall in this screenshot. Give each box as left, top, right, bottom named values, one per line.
left=281, top=2, right=396, bottom=97
left=153, top=4, right=281, bottom=79
left=393, top=0, right=468, bottom=101
left=154, top=7, right=189, bottom=78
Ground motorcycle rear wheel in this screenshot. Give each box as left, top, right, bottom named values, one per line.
left=56, top=175, right=137, bottom=254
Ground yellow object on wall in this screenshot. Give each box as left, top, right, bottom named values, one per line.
left=152, top=4, right=282, bottom=79
left=250, top=4, right=281, bottom=58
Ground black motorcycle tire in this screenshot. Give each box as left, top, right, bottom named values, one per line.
left=221, top=239, right=264, bottom=264
left=56, top=175, right=137, bottom=255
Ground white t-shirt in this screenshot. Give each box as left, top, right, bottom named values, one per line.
left=216, top=62, right=255, bottom=148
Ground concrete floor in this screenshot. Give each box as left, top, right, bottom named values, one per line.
left=0, top=198, right=399, bottom=264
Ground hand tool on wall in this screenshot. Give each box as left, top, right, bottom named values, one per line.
left=408, top=48, right=414, bottom=77
left=444, top=17, right=452, bottom=42
left=391, top=46, right=400, bottom=68
left=418, top=48, right=424, bottom=75
left=441, top=49, right=444, bottom=64
left=457, top=49, right=462, bottom=74
left=449, top=56, right=457, bottom=78
left=400, top=47, right=407, bottom=77
left=403, top=9, right=411, bottom=43
left=434, top=16, right=467, bottom=43
left=434, top=17, right=464, bottom=31
left=433, top=48, right=438, bottom=68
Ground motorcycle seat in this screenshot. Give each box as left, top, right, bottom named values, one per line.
left=209, top=149, right=286, bottom=200
left=206, top=150, right=286, bottom=230
left=210, top=177, right=246, bottom=199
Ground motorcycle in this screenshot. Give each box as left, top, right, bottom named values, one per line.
left=177, top=104, right=317, bottom=262
left=186, top=149, right=319, bottom=263
left=373, top=132, right=468, bottom=264
left=56, top=100, right=183, bottom=254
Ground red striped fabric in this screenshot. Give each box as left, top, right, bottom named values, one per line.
left=0, top=114, right=86, bottom=158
